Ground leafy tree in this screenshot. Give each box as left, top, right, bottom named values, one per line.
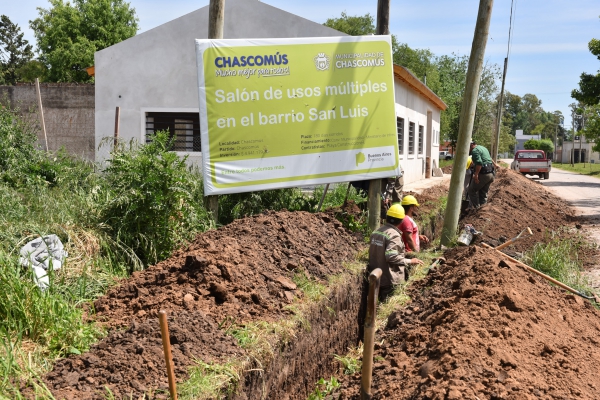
left=440, top=56, right=501, bottom=149
left=523, top=138, right=554, bottom=154
left=30, top=0, right=138, bottom=82
left=0, top=15, right=34, bottom=84
left=582, top=104, right=600, bottom=152
left=538, top=139, right=555, bottom=154
left=323, top=12, right=375, bottom=36
left=572, top=31, right=600, bottom=106
left=15, top=60, right=48, bottom=82
left=523, top=139, right=541, bottom=150
left=393, top=43, right=438, bottom=85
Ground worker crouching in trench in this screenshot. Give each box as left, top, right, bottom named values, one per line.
left=367, top=204, right=424, bottom=302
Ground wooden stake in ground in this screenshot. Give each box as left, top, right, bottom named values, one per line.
left=361, top=268, right=382, bottom=400
left=441, top=0, right=494, bottom=246
left=114, top=106, right=120, bottom=149
left=204, top=0, right=226, bottom=225
left=35, top=78, right=49, bottom=152
left=159, top=310, right=178, bottom=400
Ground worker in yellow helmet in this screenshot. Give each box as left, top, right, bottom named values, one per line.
left=399, top=195, right=430, bottom=252
left=368, top=204, right=424, bottom=301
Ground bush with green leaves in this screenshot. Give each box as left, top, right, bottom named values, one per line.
left=218, top=188, right=316, bottom=225
left=523, top=138, right=554, bottom=154
left=100, top=131, right=213, bottom=265
left=0, top=105, right=43, bottom=186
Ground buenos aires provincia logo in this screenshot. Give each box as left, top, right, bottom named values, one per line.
left=314, top=53, right=330, bottom=71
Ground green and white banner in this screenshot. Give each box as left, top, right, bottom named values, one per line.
left=195, top=36, right=399, bottom=195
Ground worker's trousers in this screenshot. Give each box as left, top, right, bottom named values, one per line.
left=467, top=172, right=494, bottom=208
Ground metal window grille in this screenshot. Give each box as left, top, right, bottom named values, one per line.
left=418, top=125, right=424, bottom=154
left=408, top=122, right=415, bottom=155
left=397, top=117, right=404, bottom=155
left=146, top=112, right=201, bottom=152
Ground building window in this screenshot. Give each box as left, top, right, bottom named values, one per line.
left=408, top=122, right=415, bottom=155
left=418, top=125, right=424, bottom=154
left=397, top=118, right=404, bottom=155
left=146, top=112, right=201, bottom=152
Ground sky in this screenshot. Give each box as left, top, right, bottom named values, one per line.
left=4, top=0, right=599, bottom=128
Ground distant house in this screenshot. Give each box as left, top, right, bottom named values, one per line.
left=515, top=129, right=540, bottom=152
left=556, top=137, right=599, bottom=164
left=94, top=0, right=446, bottom=185
left=440, top=141, right=454, bottom=154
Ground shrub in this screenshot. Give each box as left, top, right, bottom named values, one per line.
left=523, top=139, right=541, bottom=150
left=218, top=188, right=315, bottom=225
left=100, top=131, right=213, bottom=265
left=0, top=105, right=42, bottom=186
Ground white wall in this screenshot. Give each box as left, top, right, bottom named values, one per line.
left=394, top=81, right=441, bottom=185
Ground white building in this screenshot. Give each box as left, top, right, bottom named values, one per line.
left=556, top=137, right=599, bottom=164
left=94, top=0, right=446, bottom=186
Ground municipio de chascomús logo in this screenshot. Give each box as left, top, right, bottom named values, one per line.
left=314, top=53, right=330, bottom=71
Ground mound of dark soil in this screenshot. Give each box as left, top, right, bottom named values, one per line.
left=462, top=168, right=574, bottom=254
left=441, top=165, right=453, bottom=174
left=46, top=311, right=241, bottom=400
left=339, top=245, right=600, bottom=399
left=95, top=210, right=363, bottom=328
left=35, top=210, right=366, bottom=399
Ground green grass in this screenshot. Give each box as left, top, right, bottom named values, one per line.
left=307, top=377, right=340, bottom=400
left=334, top=345, right=362, bottom=375
left=179, top=361, right=240, bottom=400
left=293, top=270, right=327, bottom=303
left=552, top=162, right=600, bottom=177
left=439, top=159, right=454, bottom=169
left=524, top=235, right=596, bottom=296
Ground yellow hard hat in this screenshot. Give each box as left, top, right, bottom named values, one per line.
left=401, top=195, right=419, bottom=207
left=387, top=204, right=405, bottom=219
left=466, top=156, right=473, bottom=170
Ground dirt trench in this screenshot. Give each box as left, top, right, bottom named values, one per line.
left=30, top=210, right=369, bottom=400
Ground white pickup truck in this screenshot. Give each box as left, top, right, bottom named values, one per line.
left=510, top=150, right=552, bottom=179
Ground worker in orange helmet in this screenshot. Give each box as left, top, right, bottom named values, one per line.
left=399, top=195, right=430, bottom=252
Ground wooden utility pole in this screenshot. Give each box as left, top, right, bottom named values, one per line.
left=209, top=0, right=225, bottom=40
left=368, top=0, right=391, bottom=231
left=35, top=78, right=49, bottom=152
left=441, top=0, right=494, bottom=246
left=491, top=57, right=508, bottom=162
left=580, top=114, right=585, bottom=166
left=205, top=0, right=225, bottom=225
left=571, top=111, right=576, bottom=167
left=376, top=0, right=390, bottom=35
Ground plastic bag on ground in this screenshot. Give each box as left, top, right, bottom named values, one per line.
left=19, top=234, right=68, bottom=290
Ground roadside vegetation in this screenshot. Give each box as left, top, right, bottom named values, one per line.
left=0, top=106, right=367, bottom=397
left=552, top=162, right=600, bottom=177
left=525, top=233, right=596, bottom=297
